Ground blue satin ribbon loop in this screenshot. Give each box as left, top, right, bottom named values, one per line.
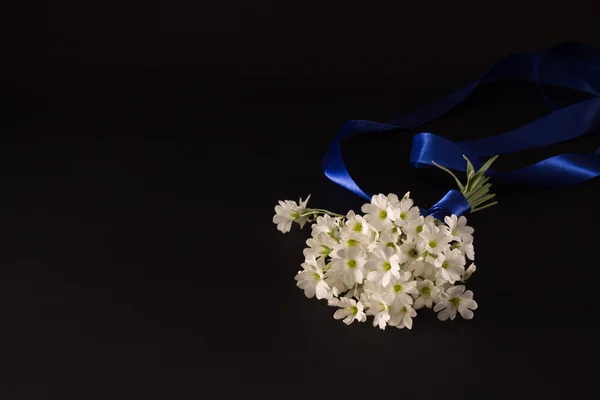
left=323, top=42, right=600, bottom=213
left=422, top=190, right=471, bottom=220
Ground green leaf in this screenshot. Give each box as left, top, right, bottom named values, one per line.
left=432, top=161, right=464, bottom=191
left=465, top=155, right=498, bottom=195
left=471, top=201, right=498, bottom=213
left=470, top=193, right=496, bottom=208
left=466, top=172, right=478, bottom=193
left=467, top=182, right=492, bottom=203
left=463, top=155, right=475, bottom=178
left=479, top=155, right=499, bottom=174
left=467, top=170, right=491, bottom=196
left=467, top=174, right=484, bottom=194
left=463, top=156, right=477, bottom=192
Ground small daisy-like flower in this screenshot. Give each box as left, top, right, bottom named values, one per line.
left=275, top=188, right=486, bottom=330
left=406, top=260, right=428, bottom=277
left=388, top=271, right=418, bottom=305
left=323, top=268, right=346, bottom=297
left=332, top=247, right=367, bottom=287
left=334, top=232, right=372, bottom=253
left=389, top=303, right=417, bottom=329
left=341, top=210, right=371, bottom=236
left=303, top=233, right=338, bottom=259
left=434, top=248, right=466, bottom=284
left=345, top=283, right=363, bottom=299
left=311, top=214, right=340, bottom=239
left=376, top=228, right=401, bottom=251
left=361, top=193, right=400, bottom=232
left=419, top=222, right=451, bottom=255
left=365, top=247, right=401, bottom=287
left=404, top=215, right=436, bottom=242
left=420, top=261, right=439, bottom=281
left=399, top=239, right=425, bottom=264
left=451, top=241, right=475, bottom=261
left=444, top=214, right=474, bottom=243
left=413, top=279, right=440, bottom=309
left=363, top=291, right=394, bottom=330
left=295, top=256, right=330, bottom=300
left=434, top=285, right=478, bottom=321
left=330, top=297, right=367, bottom=325
left=462, top=263, right=476, bottom=281
left=394, top=196, right=421, bottom=227
left=272, top=195, right=311, bottom=233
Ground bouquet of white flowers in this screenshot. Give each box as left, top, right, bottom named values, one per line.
left=273, top=156, right=498, bottom=330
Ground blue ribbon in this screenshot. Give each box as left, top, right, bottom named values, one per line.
left=323, top=42, right=600, bottom=218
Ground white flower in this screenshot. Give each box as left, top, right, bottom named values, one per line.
left=273, top=195, right=311, bottom=233
left=341, top=210, right=371, bottom=236
left=462, top=263, right=476, bottom=281
left=280, top=189, right=482, bottom=330
left=361, top=193, right=400, bottom=232
left=434, top=248, right=466, bottom=284
left=406, top=260, right=428, bottom=277
left=413, top=280, right=440, bottom=309
left=399, top=239, right=425, bottom=264
left=394, top=196, right=421, bottom=226
left=365, top=247, right=401, bottom=287
left=452, top=241, right=475, bottom=261
left=303, top=233, right=338, bottom=259
left=389, top=303, right=417, bottom=329
left=311, top=214, right=340, bottom=239
left=345, top=283, right=363, bottom=299
left=363, top=291, right=394, bottom=330
left=365, top=231, right=382, bottom=253
left=295, top=256, right=330, bottom=299
left=444, top=214, right=474, bottom=243
left=404, top=215, right=436, bottom=242
left=420, top=261, right=439, bottom=281
left=360, top=279, right=382, bottom=295
left=388, top=271, right=418, bottom=305
left=330, top=297, right=367, bottom=325
left=392, top=192, right=406, bottom=207
left=324, top=268, right=346, bottom=297
left=334, top=232, right=372, bottom=252
left=375, top=228, right=401, bottom=251
left=419, top=222, right=451, bottom=254
left=332, top=247, right=367, bottom=287
left=434, top=285, right=478, bottom=321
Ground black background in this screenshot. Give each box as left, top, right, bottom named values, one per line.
left=3, top=1, right=600, bottom=398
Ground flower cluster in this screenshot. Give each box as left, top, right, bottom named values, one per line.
left=273, top=192, right=478, bottom=330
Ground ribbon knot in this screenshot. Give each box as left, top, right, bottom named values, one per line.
left=422, top=190, right=471, bottom=220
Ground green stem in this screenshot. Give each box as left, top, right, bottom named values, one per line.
left=300, top=209, right=345, bottom=218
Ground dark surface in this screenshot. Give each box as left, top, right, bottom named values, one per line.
left=3, top=2, right=600, bottom=399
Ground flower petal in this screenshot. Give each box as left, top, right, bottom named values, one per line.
left=333, top=309, right=348, bottom=320
left=403, top=313, right=413, bottom=329
left=459, top=307, right=474, bottom=319
left=437, top=308, right=450, bottom=321
left=462, top=299, right=478, bottom=310
left=414, top=296, right=425, bottom=310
